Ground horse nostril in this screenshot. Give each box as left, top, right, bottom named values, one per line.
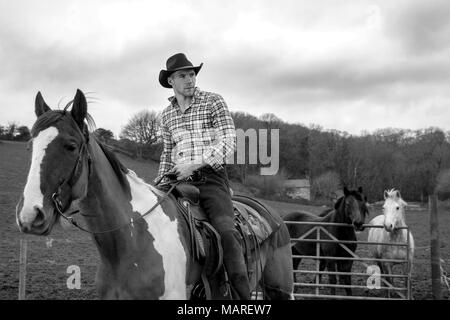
left=32, top=206, right=46, bottom=227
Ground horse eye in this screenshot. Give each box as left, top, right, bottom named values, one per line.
left=396, top=206, right=400, bottom=210
left=64, top=143, right=77, bottom=152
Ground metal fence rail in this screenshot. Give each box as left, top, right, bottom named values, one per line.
left=285, top=220, right=412, bottom=300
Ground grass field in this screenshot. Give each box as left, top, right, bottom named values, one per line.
left=1, top=140, right=449, bottom=300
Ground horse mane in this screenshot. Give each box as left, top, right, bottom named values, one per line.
left=385, top=188, right=407, bottom=206
left=62, top=99, right=97, bottom=132
left=31, top=97, right=96, bottom=137
left=385, top=188, right=399, bottom=198
left=334, top=189, right=364, bottom=210
left=96, top=139, right=129, bottom=188
left=334, top=196, right=344, bottom=209
left=31, top=110, right=66, bottom=136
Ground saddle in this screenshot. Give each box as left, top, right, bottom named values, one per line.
left=167, top=182, right=281, bottom=299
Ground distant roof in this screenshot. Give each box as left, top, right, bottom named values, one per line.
left=283, top=179, right=310, bottom=188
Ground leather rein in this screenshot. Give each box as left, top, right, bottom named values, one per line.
left=50, top=121, right=180, bottom=235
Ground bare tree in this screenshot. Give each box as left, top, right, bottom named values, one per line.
left=312, top=171, right=342, bottom=201
left=259, top=113, right=283, bottom=125
left=120, top=110, right=159, bottom=158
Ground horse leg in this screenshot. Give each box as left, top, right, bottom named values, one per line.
left=291, top=245, right=302, bottom=270
left=386, top=263, right=394, bottom=298
left=378, top=262, right=393, bottom=298
left=339, top=261, right=353, bottom=296
left=327, top=261, right=337, bottom=296
left=260, top=243, right=294, bottom=300
left=290, top=245, right=302, bottom=291
left=376, top=261, right=388, bottom=297
left=319, top=258, right=327, bottom=289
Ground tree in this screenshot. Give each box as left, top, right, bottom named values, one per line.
left=311, top=171, right=342, bottom=201
left=120, top=110, right=159, bottom=158
left=259, top=113, right=283, bottom=124
left=4, top=122, right=18, bottom=140
left=436, top=169, right=450, bottom=195
left=94, top=128, right=114, bottom=143
left=16, top=126, right=31, bottom=141
left=0, top=125, right=6, bottom=139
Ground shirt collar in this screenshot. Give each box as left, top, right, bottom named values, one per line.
left=168, top=87, right=200, bottom=108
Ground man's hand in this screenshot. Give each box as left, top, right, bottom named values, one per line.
left=171, top=159, right=205, bottom=180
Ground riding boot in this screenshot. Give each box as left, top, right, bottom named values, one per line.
left=221, top=230, right=251, bottom=300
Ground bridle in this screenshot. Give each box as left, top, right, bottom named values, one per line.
left=48, top=117, right=180, bottom=235
left=51, top=143, right=179, bottom=234
left=342, top=194, right=367, bottom=230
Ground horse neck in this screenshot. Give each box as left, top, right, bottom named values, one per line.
left=397, top=206, right=407, bottom=227
left=79, top=139, right=139, bottom=261
left=332, top=198, right=350, bottom=224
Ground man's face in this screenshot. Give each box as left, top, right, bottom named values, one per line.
left=168, top=69, right=196, bottom=97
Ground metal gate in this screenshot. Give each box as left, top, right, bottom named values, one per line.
left=285, top=220, right=412, bottom=300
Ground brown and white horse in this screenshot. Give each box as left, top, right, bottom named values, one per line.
left=16, top=89, right=294, bottom=300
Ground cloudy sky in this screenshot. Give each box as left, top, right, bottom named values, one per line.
left=1, top=0, right=449, bottom=136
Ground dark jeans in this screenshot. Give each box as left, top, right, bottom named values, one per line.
left=196, top=166, right=250, bottom=299
left=196, top=166, right=234, bottom=233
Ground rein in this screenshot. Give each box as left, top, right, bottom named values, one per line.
left=52, top=181, right=179, bottom=235
left=48, top=115, right=182, bottom=234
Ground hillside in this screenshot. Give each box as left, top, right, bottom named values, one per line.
left=1, top=140, right=449, bottom=300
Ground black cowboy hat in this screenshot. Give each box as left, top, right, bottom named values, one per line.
left=159, top=53, right=203, bottom=88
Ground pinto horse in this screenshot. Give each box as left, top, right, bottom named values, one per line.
left=16, top=89, right=294, bottom=300
left=284, top=187, right=368, bottom=296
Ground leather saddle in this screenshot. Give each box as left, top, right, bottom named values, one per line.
left=166, top=182, right=282, bottom=299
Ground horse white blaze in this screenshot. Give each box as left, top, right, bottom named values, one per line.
left=20, top=126, right=59, bottom=224
left=125, top=171, right=187, bottom=300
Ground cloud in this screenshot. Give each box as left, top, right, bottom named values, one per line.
left=1, top=0, right=450, bottom=136
left=381, top=0, right=450, bottom=55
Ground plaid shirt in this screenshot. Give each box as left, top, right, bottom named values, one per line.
left=155, top=87, right=236, bottom=183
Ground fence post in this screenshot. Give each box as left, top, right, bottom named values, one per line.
left=429, top=194, right=442, bottom=300
left=315, top=227, right=320, bottom=296
left=19, top=239, right=27, bottom=300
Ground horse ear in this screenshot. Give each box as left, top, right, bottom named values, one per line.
left=343, top=186, right=350, bottom=196
left=384, top=190, right=388, bottom=200
left=358, top=186, right=363, bottom=194
left=395, top=190, right=401, bottom=199
left=35, top=92, right=51, bottom=117
left=71, top=89, right=87, bottom=128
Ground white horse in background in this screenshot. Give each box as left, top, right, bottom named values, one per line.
left=367, top=189, right=414, bottom=294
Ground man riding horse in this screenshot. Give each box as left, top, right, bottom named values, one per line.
left=155, top=53, right=250, bottom=299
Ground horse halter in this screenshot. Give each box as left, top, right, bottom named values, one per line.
left=50, top=120, right=181, bottom=234
left=344, top=194, right=366, bottom=230
left=51, top=120, right=91, bottom=225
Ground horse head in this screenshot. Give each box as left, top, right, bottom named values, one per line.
left=16, top=90, right=91, bottom=235
left=382, top=189, right=407, bottom=232
left=339, top=186, right=369, bottom=231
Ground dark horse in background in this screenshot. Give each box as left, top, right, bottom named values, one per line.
left=16, top=89, right=294, bottom=300
left=284, top=187, right=369, bottom=296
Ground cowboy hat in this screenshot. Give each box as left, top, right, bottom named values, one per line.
left=159, top=53, right=203, bottom=88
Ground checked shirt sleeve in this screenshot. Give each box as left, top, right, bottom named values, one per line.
left=155, top=118, right=175, bottom=184
left=202, top=95, right=236, bottom=169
